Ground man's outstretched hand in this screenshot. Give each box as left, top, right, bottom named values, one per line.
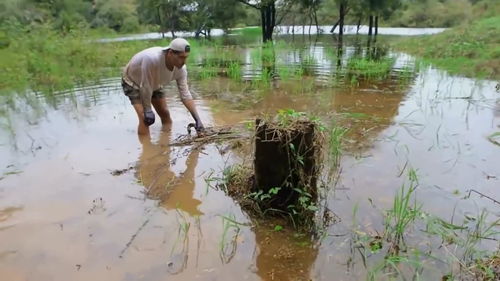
left=144, top=110, right=155, bottom=126
left=195, top=121, right=205, bottom=134
left=187, top=122, right=205, bottom=136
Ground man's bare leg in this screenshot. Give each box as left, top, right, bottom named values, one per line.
left=132, top=104, right=150, bottom=136
left=152, top=97, right=172, bottom=131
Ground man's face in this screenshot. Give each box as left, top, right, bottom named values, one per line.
left=171, top=50, right=189, bottom=68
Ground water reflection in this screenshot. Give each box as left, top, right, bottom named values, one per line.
left=253, top=221, right=318, bottom=281
left=136, top=131, right=203, bottom=216
left=1, top=33, right=499, bottom=281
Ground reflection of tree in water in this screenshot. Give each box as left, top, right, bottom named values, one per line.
left=252, top=220, right=318, bottom=281
left=262, top=44, right=280, bottom=89
left=204, top=38, right=415, bottom=279
left=332, top=38, right=412, bottom=153
left=136, top=131, right=203, bottom=216
left=246, top=38, right=413, bottom=156
left=332, top=83, right=407, bottom=154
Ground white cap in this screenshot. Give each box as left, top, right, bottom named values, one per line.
left=163, top=38, right=191, bottom=52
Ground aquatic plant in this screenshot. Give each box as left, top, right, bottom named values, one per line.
left=328, top=124, right=349, bottom=169
left=346, top=57, right=396, bottom=80
left=227, top=61, right=242, bottom=81
left=384, top=168, right=422, bottom=251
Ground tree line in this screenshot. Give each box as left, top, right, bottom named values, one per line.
left=1, top=0, right=497, bottom=40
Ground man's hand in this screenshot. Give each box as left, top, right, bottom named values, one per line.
left=195, top=120, right=205, bottom=133
left=187, top=121, right=205, bottom=136
left=143, top=110, right=155, bottom=126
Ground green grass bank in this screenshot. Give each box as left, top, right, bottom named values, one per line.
left=393, top=16, right=500, bottom=80
left=0, top=26, right=151, bottom=94
left=0, top=26, right=213, bottom=95
left=0, top=24, right=255, bottom=96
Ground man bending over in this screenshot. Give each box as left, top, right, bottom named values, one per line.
left=122, top=38, right=204, bottom=135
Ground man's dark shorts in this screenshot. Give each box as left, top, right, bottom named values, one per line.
left=121, top=78, right=166, bottom=105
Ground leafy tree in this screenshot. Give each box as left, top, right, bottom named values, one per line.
left=299, top=0, right=322, bottom=32
left=92, top=0, right=139, bottom=32
left=138, top=0, right=192, bottom=37
left=236, top=0, right=294, bottom=42
left=190, top=0, right=247, bottom=38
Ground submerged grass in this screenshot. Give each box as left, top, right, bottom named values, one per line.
left=227, top=62, right=242, bottom=81
left=358, top=164, right=499, bottom=280
left=346, top=57, right=395, bottom=80
left=328, top=124, right=349, bottom=169
left=384, top=168, right=422, bottom=252
left=393, top=16, right=500, bottom=79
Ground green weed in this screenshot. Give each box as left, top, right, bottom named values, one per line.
left=328, top=124, right=348, bottom=169
left=346, top=57, right=395, bottom=80
left=384, top=168, right=422, bottom=251
left=227, top=61, right=242, bottom=81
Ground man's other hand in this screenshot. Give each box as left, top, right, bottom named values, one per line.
left=143, top=110, right=155, bottom=126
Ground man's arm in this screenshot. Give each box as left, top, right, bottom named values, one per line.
left=177, top=68, right=204, bottom=131
left=139, top=60, right=155, bottom=125
left=181, top=98, right=204, bottom=130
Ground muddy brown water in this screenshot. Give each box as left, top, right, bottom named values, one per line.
left=1, top=36, right=499, bottom=281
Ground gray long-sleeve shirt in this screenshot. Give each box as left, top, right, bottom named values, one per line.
left=122, top=47, right=193, bottom=111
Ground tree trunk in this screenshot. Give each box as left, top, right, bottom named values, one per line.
left=156, top=6, right=166, bottom=38
left=170, top=14, right=176, bottom=38
left=336, top=43, right=343, bottom=69
left=261, top=8, right=266, bottom=41
left=254, top=119, right=320, bottom=210
left=368, top=15, right=373, bottom=36
left=375, top=15, right=378, bottom=36
left=261, top=2, right=276, bottom=42
left=313, top=9, right=319, bottom=34
left=338, top=2, right=346, bottom=40
left=195, top=23, right=206, bottom=38
left=330, top=18, right=339, bottom=33
left=308, top=10, right=312, bottom=35
left=356, top=18, right=361, bottom=34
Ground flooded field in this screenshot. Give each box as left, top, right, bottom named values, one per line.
left=1, top=34, right=499, bottom=280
